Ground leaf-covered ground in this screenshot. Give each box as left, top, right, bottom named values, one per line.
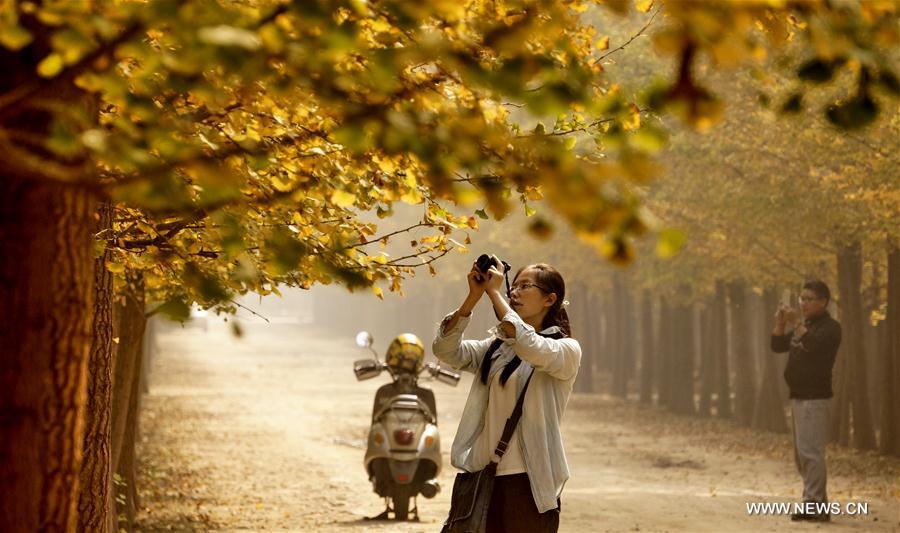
left=136, top=323, right=900, bottom=532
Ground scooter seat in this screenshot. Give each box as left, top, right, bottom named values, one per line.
left=374, top=394, right=435, bottom=424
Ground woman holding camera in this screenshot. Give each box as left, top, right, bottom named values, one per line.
left=433, top=256, right=581, bottom=533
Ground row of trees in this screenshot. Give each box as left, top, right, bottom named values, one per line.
left=1, top=1, right=897, bottom=531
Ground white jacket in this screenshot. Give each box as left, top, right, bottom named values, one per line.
left=432, top=308, right=582, bottom=513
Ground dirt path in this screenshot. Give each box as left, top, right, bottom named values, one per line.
left=136, top=323, right=899, bottom=532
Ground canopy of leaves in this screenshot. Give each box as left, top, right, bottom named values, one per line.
left=0, top=0, right=895, bottom=316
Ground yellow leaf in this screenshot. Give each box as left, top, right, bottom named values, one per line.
left=331, top=189, right=356, bottom=207
left=372, top=285, right=384, bottom=299
left=37, top=53, right=64, bottom=78
left=596, top=36, right=610, bottom=51
left=105, top=260, right=125, bottom=274
left=112, top=337, right=120, bottom=344
left=400, top=188, right=423, bottom=205
left=0, top=24, right=33, bottom=50
left=655, top=228, right=686, bottom=258
left=636, top=0, right=654, bottom=13
left=373, top=253, right=389, bottom=264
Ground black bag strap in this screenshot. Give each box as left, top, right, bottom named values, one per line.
left=479, top=338, right=505, bottom=385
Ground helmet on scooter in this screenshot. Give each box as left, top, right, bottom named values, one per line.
left=385, top=333, right=425, bottom=374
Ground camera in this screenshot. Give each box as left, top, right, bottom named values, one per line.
left=475, top=254, right=511, bottom=278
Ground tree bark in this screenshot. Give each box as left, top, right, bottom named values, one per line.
left=0, top=176, right=96, bottom=532
left=834, top=242, right=877, bottom=449
left=77, top=202, right=114, bottom=532
left=880, top=242, right=900, bottom=456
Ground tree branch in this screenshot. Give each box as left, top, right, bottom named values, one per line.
left=595, top=7, right=660, bottom=63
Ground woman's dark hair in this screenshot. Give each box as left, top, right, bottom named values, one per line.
left=513, top=263, right=572, bottom=337
left=802, top=280, right=831, bottom=304
left=481, top=263, right=572, bottom=387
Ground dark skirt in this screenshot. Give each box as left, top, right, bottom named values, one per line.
left=485, top=473, right=560, bottom=533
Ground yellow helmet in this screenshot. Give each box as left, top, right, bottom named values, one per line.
left=385, top=333, right=425, bottom=374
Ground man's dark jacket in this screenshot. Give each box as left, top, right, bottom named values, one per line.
left=770, top=311, right=842, bottom=399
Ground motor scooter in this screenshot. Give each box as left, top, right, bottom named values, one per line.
left=353, top=331, right=461, bottom=521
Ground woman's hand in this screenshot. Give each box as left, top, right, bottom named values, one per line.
left=466, top=261, right=487, bottom=298
left=484, top=255, right=505, bottom=295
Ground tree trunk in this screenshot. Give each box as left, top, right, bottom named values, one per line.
left=657, top=297, right=674, bottom=408
left=639, top=291, right=655, bottom=404
left=835, top=242, right=877, bottom=449
left=572, top=282, right=593, bottom=393
left=110, top=279, right=147, bottom=530
left=116, top=336, right=145, bottom=531
left=0, top=176, right=96, bottom=532
left=880, top=242, right=900, bottom=456
left=712, top=282, right=731, bottom=418
left=610, top=275, right=632, bottom=398
left=728, top=281, right=755, bottom=426
left=77, top=202, right=114, bottom=532
left=698, top=302, right=714, bottom=416
left=751, top=287, right=788, bottom=433
left=670, top=299, right=695, bottom=415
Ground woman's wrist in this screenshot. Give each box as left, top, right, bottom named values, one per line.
left=460, top=292, right=480, bottom=316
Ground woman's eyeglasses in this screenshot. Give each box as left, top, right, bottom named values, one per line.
left=509, top=281, right=548, bottom=294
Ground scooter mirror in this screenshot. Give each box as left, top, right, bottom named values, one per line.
left=353, top=359, right=382, bottom=381
left=434, top=365, right=461, bottom=386
left=355, top=331, right=374, bottom=349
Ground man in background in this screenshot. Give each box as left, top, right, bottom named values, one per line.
left=771, top=280, right=842, bottom=522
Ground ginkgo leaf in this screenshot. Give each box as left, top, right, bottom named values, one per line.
left=331, top=190, right=356, bottom=207
left=596, top=36, right=610, bottom=51
left=36, top=53, right=64, bottom=78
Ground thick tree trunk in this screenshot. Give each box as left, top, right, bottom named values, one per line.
left=639, top=291, right=655, bottom=404
left=0, top=177, right=96, bottom=532
left=77, top=202, right=114, bottom=532
left=728, top=281, right=755, bottom=426
left=751, top=287, right=788, bottom=433
left=880, top=243, right=900, bottom=456
left=835, top=242, right=877, bottom=449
